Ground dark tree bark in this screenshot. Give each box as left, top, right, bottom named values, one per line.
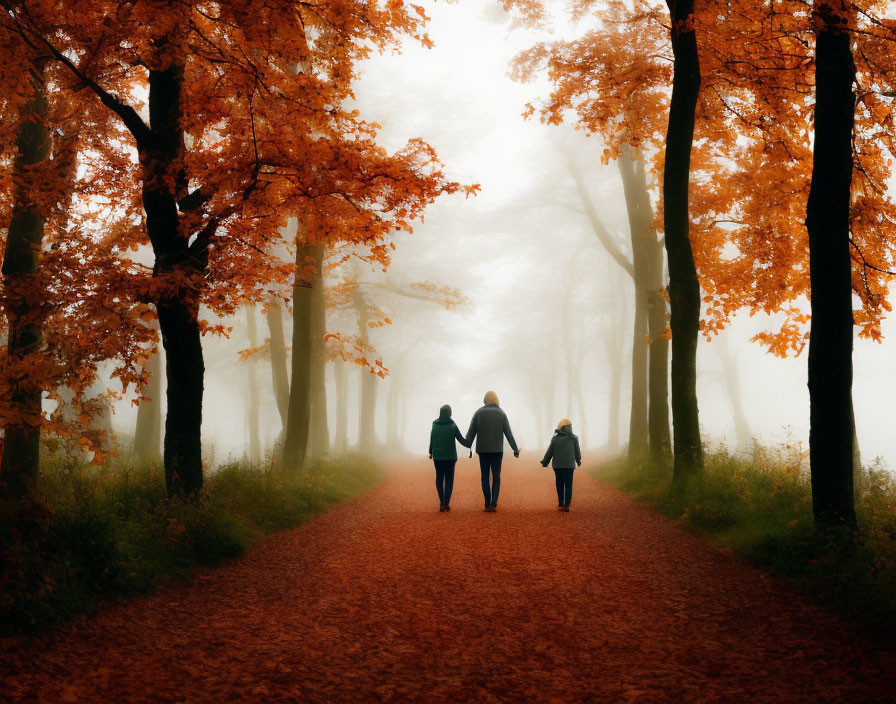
left=281, top=239, right=318, bottom=468
left=1, top=57, right=52, bottom=502
left=143, top=65, right=206, bottom=495
left=266, top=296, right=290, bottom=434
left=663, top=0, right=703, bottom=481
left=134, top=346, right=163, bottom=460
left=806, top=1, right=857, bottom=528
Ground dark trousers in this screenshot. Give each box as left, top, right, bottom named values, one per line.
left=434, top=460, right=456, bottom=505
left=478, top=452, right=503, bottom=506
left=554, top=468, right=574, bottom=506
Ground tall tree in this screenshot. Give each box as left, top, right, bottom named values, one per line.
left=562, top=143, right=670, bottom=459
left=662, top=0, right=703, bottom=479
left=282, top=235, right=320, bottom=468
left=0, top=54, right=52, bottom=500
left=806, top=0, right=857, bottom=528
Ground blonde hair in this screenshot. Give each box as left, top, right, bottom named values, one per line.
left=483, top=390, right=499, bottom=406
left=556, top=418, right=572, bottom=430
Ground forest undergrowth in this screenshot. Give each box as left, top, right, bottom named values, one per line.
left=1, top=448, right=382, bottom=635
left=594, top=443, right=896, bottom=638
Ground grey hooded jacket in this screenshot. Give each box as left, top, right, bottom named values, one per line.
left=465, top=404, right=519, bottom=454
left=541, top=426, right=581, bottom=469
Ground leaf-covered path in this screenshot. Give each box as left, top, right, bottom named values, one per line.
left=3, top=458, right=895, bottom=703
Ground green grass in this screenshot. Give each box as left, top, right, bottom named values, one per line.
left=593, top=443, right=896, bottom=637
left=1, top=451, right=383, bottom=635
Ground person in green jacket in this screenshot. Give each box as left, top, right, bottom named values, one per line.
left=429, top=404, right=471, bottom=512
left=541, top=418, right=582, bottom=512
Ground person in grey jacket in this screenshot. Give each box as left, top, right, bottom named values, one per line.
left=541, top=418, right=582, bottom=512
left=465, top=390, right=519, bottom=512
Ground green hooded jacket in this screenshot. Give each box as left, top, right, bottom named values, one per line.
left=429, top=405, right=470, bottom=461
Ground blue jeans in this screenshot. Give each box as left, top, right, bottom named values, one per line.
left=554, top=468, right=574, bottom=506
left=434, top=460, right=456, bottom=505
left=478, top=452, right=503, bottom=506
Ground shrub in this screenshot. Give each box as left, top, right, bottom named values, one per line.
left=594, top=443, right=896, bottom=636
left=1, top=452, right=382, bottom=634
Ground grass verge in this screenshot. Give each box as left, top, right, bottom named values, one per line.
left=1, top=452, right=382, bottom=635
left=593, top=444, right=896, bottom=637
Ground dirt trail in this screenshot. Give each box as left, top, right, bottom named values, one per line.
left=2, top=457, right=895, bottom=703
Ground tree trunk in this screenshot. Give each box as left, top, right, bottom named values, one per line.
left=1, top=57, right=52, bottom=501
left=134, top=346, right=163, bottom=459
left=359, top=367, right=378, bottom=455
left=603, top=265, right=626, bottom=452
left=333, top=360, right=349, bottom=453
left=806, top=0, right=857, bottom=528
left=309, top=251, right=329, bottom=456
left=353, top=285, right=378, bottom=455
left=567, top=152, right=646, bottom=453
left=266, top=295, right=290, bottom=433
left=628, top=291, right=649, bottom=457
left=632, top=148, right=672, bottom=460
left=282, top=237, right=317, bottom=469
left=386, top=373, right=401, bottom=450
left=616, top=146, right=654, bottom=459
left=245, top=304, right=261, bottom=464
left=142, top=64, right=206, bottom=495
left=157, top=297, right=204, bottom=494
left=714, top=333, right=752, bottom=452
left=663, top=0, right=703, bottom=480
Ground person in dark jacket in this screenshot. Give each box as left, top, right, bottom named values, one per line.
left=429, top=404, right=470, bottom=512
left=541, top=418, right=582, bottom=512
left=465, top=391, right=519, bottom=512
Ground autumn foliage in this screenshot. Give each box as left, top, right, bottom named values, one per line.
left=0, top=1, right=474, bottom=498
left=509, top=0, right=896, bottom=352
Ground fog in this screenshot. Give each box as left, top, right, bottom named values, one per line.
left=106, top=1, right=896, bottom=470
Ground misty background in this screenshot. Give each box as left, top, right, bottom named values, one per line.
left=106, top=2, right=896, bottom=470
